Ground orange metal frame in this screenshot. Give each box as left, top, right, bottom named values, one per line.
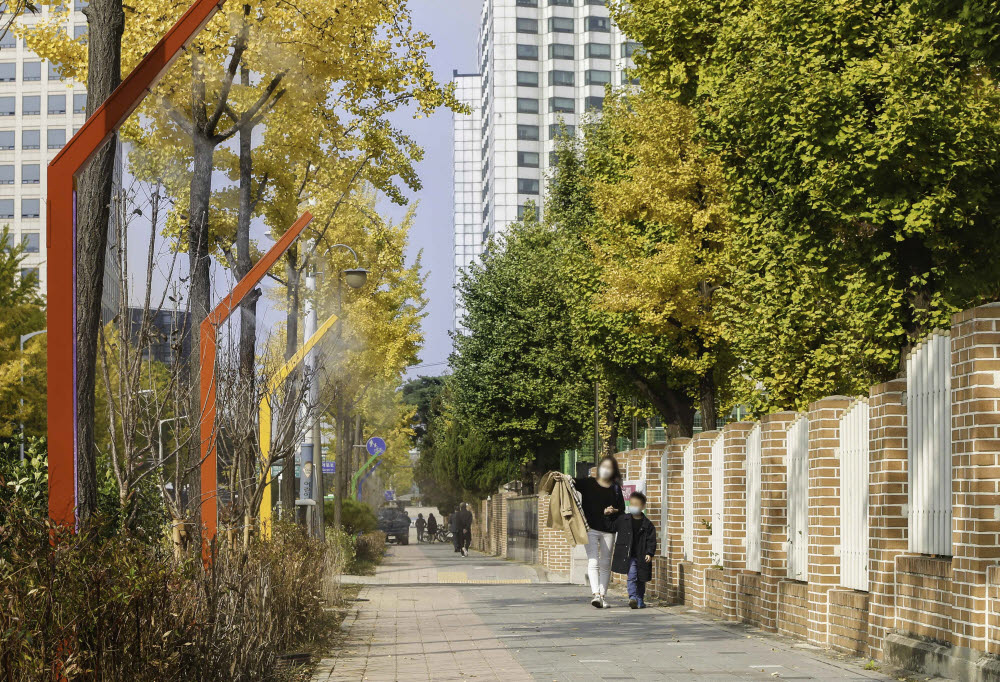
left=199, top=211, right=313, bottom=546
left=47, top=0, right=227, bottom=526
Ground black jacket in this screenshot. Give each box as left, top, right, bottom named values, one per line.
left=611, top=513, right=657, bottom=582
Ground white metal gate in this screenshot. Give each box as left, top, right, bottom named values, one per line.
left=840, top=399, right=870, bottom=591
left=683, top=442, right=694, bottom=562
left=711, top=435, right=725, bottom=566
left=906, top=331, right=953, bottom=556
left=746, top=425, right=762, bottom=572
left=786, top=417, right=809, bottom=580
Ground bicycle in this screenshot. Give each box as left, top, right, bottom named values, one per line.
left=432, top=527, right=453, bottom=544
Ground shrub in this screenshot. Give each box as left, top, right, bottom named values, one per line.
left=0, top=501, right=345, bottom=681
left=354, top=530, right=387, bottom=565
left=324, top=498, right=377, bottom=535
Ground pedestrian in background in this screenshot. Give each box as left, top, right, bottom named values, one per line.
left=427, top=513, right=438, bottom=542
left=456, top=503, right=473, bottom=557
left=415, top=513, right=426, bottom=542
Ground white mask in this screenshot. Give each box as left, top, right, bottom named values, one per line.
left=627, top=505, right=642, bottom=515
left=598, top=465, right=613, bottom=481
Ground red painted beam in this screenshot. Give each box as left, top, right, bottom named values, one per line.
left=199, top=211, right=313, bottom=549
left=47, top=0, right=227, bottom=527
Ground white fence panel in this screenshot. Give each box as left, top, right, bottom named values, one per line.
left=711, top=435, right=725, bottom=566
left=906, top=331, right=953, bottom=556
left=746, top=425, right=762, bottom=572
left=683, top=442, right=694, bottom=562
left=786, top=417, right=809, bottom=580
left=839, top=399, right=870, bottom=591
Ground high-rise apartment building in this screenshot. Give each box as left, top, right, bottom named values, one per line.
left=451, top=70, right=483, bottom=325
left=0, top=4, right=121, bottom=323
left=452, top=0, right=637, bottom=327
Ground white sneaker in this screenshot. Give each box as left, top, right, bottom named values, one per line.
left=590, top=594, right=602, bottom=608
left=599, top=594, right=609, bottom=608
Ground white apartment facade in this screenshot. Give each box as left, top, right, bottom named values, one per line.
left=451, top=70, right=483, bottom=325
left=0, top=4, right=120, bottom=322
left=453, top=0, right=637, bottom=328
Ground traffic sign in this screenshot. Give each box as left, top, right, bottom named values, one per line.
left=322, top=461, right=336, bottom=474
left=384, top=490, right=395, bottom=502
left=366, top=436, right=387, bottom=457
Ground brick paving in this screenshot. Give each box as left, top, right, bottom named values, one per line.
left=314, top=543, right=899, bottom=681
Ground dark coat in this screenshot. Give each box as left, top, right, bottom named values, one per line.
left=427, top=515, right=438, bottom=533
left=611, top=513, right=657, bottom=582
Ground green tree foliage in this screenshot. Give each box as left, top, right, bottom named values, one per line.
left=0, top=228, right=46, bottom=441
left=400, top=375, right=445, bottom=444
left=613, top=0, right=1000, bottom=410
left=451, top=218, right=593, bottom=465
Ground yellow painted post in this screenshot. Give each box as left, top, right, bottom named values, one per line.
left=259, top=312, right=339, bottom=537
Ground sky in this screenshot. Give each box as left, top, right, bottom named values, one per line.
left=386, top=0, right=483, bottom=379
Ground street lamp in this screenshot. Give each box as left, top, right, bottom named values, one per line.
left=328, top=244, right=369, bottom=289
left=19, top=329, right=46, bottom=461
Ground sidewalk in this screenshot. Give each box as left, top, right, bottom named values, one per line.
left=314, top=544, right=898, bottom=681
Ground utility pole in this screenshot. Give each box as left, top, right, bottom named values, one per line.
left=303, top=266, right=324, bottom=538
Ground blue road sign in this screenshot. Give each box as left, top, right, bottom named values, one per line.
left=384, top=490, right=395, bottom=502
left=322, top=461, right=336, bottom=474
left=366, top=436, right=387, bottom=457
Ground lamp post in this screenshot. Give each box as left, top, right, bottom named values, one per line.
left=19, top=329, right=46, bottom=461
left=316, top=244, right=368, bottom=527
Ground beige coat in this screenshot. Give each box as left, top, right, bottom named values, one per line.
left=539, top=471, right=589, bottom=546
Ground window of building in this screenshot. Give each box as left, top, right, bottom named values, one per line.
left=48, top=128, right=66, bottom=149
left=74, top=93, right=87, bottom=114
left=585, top=69, right=611, bottom=85
left=22, top=233, right=39, bottom=253
left=0, top=199, right=12, bottom=218
left=515, top=0, right=537, bottom=5
left=0, top=63, right=15, bottom=82
left=517, top=151, right=540, bottom=168
left=622, top=41, right=642, bottom=58
left=22, top=163, right=39, bottom=184
left=549, top=70, right=575, bottom=86
left=20, top=268, right=39, bottom=282
left=75, top=0, right=89, bottom=8
left=22, top=96, right=40, bottom=115
left=585, top=0, right=605, bottom=4
left=548, top=17, right=574, bottom=32
left=0, top=165, right=13, bottom=184
left=516, top=17, right=538, bottom=34
left=48, top=94, right=66, bottom=114
left=22, top=129, right=39, bottom=149
left=74, top=25, right=87, bottom=40
left=516, top=70, right=539, bottom=87
left=0, top=131, right=13, bottom=149
left=22, top=198, right=40, bottom=218
left=548, top=43, right=574, bottom=59
left=517, top=124, right=540, bottom=141
left=0, top=97, right=14, bottom=117
left=23, top=61, right=41, bottom=81
left=549, top=96, right=575, bottom=113
left=585, top=42, right=611, bottom=59
left=517, top=97, right=539, bottom=114
left=585, top=95, right=604, bottom=111
left=517, top=178, right=540, bottom=194
left=48, top=62, right=62, bottom=80
left=516, top=43, right=539, bottom=60
left=549, top=0, right=574, bottom=4
left=549, top=123, right=576, bottom=139
left=622, top=71, right=640, bottom=85
left=3, top=232, right=13, bottom=250
left=585, top=16, right=610, bottom=31
left=0, top=33, right=15, bottom=48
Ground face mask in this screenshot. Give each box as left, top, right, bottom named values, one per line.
left=627, top=505, right=642, bottom=515
left=598, top=466, right=613, bottom=481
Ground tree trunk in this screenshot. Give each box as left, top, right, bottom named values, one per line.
left=76, top=0, right=125, bottom=524
left=236, top=78, right=259, bottom=497
left=280, top=253, right=300, bottom=517
left=187, top=132, right=215, bottom=528
left=625, top=368, right=695, bottom=438
left=699, top=370, right=717, bottom=433
left=603, top=390, right=618, bottom=457
left=333, top=392, right=347, bottom=529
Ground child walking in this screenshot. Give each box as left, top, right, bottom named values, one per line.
left=611, top=492, right=657, bottom=609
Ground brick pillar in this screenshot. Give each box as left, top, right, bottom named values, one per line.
left=950, top=302, right=1000, bottom=652
left=722, top=422, right=754, bottom=621
left=692, top=432, right=718, bottom=609
left=867, top=378, right=908, bottom=659
left=806, top=396, right=853, bottom=646
left=654, top=438, right=689, bottom=604
left=644, top=447, right=665, bottom=597
left=759, top=412, right=798, bottom=631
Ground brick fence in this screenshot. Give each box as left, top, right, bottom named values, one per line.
left=468, top=302, right=1000, bottom=679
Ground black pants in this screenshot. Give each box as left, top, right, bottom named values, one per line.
left=456, top=529, right=471, bottom=552
left=453, top=530, right=461, bottom=552
left=417, top=528, right=424, bottom=542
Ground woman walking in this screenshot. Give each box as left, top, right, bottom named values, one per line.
left=427, top=513, right=438, bottom=543
left=556, top=455, right=625, bottom=608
